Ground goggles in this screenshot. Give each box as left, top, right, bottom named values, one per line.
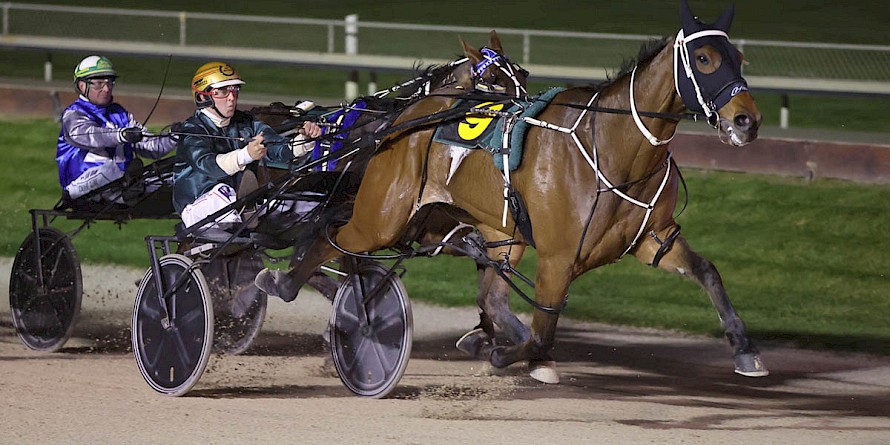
left=88, top=78, right=115, bottom=89
left=210, top=85, right=240, bottom=98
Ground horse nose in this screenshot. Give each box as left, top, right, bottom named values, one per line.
left=734, top=112, right=761, bottom=135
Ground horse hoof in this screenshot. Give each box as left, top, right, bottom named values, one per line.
left=455, top=328, right=489, bottom=358
left=489, top=347, right=510, bottom=368
left=529, top=360, right=559, bottom=384
left=734, top=353, right=769, bottom=377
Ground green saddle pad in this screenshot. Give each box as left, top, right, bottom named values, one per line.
left=431, top=87, right=566, bottom=171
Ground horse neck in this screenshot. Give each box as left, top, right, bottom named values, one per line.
left=604, top=44, right=684, bottom=176
left=633, top=43, right=685, bottom=141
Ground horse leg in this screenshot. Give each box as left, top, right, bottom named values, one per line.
left=488, top=255, right=572, bottom=384
left=457, top=247, right=532, bottom=359
left=634, top=228, right=769, bottom=377
left=307, top=270, right=340, bottom=303
left=455, top=262, right=499, bottom=358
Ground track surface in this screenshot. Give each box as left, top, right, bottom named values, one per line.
left=1, top=259, right=888, bottom=444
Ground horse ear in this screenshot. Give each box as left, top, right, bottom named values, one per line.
left=489, top=30, right=504, bottom=54
left=713, top=3, right=735, bottom=32
left=461, top=36, right=483, bottom=64
left=679, top=0, right=698, bottom=32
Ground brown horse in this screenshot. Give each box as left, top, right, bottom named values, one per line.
left=257, top=0, right=766, bottom=383
left=249, top=30, right=528, bottom=301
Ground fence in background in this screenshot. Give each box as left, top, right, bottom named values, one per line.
left=3, top=2, right=890, bottom=126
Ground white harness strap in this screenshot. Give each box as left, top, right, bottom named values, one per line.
left=429, top=222, right=474, bottom=256
left=630, top=65, right=673, bottom=146
left=673, top=29, right=730, bottom=120
left=485, top=87, right=674, bottom=257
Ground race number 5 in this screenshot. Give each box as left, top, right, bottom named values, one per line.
left=458, top=102, right=504, bottom=140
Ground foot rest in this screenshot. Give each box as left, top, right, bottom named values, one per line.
left=176, top=225, right=253, bottom=245
left=193, top=227, right=253, bottom=244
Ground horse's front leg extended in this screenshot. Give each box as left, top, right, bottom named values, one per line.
left=635, top=230, right=768, bottom=377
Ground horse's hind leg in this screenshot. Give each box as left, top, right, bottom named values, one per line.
left=456, top=245, right=531, bottom=360
left=634, top=229, right=768, bottom=377
left=454, top=225, right=531, bottom=360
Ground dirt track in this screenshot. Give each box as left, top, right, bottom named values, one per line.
left=1, top=258, right=888, bottom=444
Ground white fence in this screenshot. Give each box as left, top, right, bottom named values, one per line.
left=3, top=2, right=890, bottom=101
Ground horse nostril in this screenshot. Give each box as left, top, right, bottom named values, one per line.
left=734, top=114, right=751, bottom=129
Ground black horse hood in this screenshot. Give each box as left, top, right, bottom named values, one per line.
left=675, top=0, right=748, bottom=117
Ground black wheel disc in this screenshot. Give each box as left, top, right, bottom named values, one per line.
left=330, top=261, right=412, bottom=398
left=9, top=227, right=82, bottom=352
left=132, top=254, right=213, bottom=396
left=204, top=252, right=267, bottom=355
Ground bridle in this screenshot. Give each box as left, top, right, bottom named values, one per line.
left=632, top=28, right=748, bottom=146
left=472, top=47, right=528, bottom=97
left=673, top=28, right=747, bottom=127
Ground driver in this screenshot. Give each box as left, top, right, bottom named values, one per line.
left=172, top=61, right=321, bottom=229
left=57, top=55, right=177, bottom=205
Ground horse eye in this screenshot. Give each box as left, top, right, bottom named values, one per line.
left=697, top=54, right=710, bottom=65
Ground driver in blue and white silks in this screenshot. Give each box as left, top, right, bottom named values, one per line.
left=57, top=55, right=177, bottom=203
left=173, top=61, right=321, bottom=229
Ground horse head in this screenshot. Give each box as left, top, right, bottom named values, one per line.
left=675, top=0, right=761, bottom=146
left=460, top=30, right=529, bottom=97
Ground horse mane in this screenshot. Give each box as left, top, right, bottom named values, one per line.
left=397, top=59, right=465, bottom=99
left=594, top=37, right=670, bottom=92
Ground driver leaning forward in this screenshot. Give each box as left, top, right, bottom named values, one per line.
left=173, top=61, right=321, bottom=229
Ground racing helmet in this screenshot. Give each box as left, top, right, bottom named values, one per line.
left=191, top=61, right=246, bottom=108
left=73, top=55, right=117, bottom=94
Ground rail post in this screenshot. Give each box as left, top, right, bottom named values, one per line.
left=45, top=52, right=61, bottom=120
left=345, top=14, right=359, bottom=101
left=368, top=71, right=377, bottom=95
left=522, top=32, right=530, bottom=65
left=179, top=12, right=187, bottom=46
left=2, top=2, right=9, bottom=35
left=780, top=93, right=790, bottom=129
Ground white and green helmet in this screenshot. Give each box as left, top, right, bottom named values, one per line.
left=73, top=55, right=117, bottom=81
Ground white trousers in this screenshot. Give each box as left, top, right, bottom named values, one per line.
left=180, top=183, right=242, bottom=228
left=65, top=160, right=124, bottom=200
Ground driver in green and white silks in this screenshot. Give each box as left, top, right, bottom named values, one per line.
left=56, top=55, right=177, bottom=203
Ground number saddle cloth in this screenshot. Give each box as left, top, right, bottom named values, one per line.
left=432, top=87, right=566, bottom=177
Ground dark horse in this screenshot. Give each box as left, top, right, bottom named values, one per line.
left=258, top=0, right=766, bottom=384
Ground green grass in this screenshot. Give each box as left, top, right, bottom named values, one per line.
left=3, top=116, right=888, bottom=356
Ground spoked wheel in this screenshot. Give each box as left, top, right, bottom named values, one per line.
left=203, top=251, right=267, bottom=355
left=9, top=227, right=82, bottom=352
left=132, top=254, right=213, bottom=396
left=330, top=261, right=412, bottom=398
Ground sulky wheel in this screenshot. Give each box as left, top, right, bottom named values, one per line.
left=9, top=227, right=82, bottom=352
left=203, top=251, right=267, bottom=355
left=330, top=261, right=412, bottom=398
left=132, top=254, right=213, bottom=397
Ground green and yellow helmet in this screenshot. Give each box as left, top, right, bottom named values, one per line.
left=191, top=61, right=245, bottom=108
left=74, top=55, right=117, bottom=81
